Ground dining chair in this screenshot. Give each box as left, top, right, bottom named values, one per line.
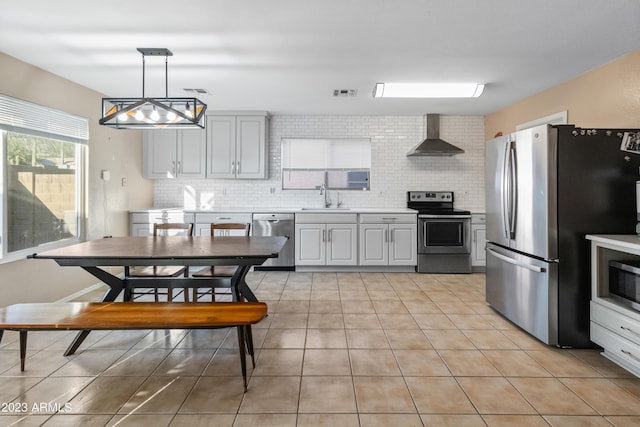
left=192, top=222, right=251, bottom=302
left=125, top=222, right=194, bottom=302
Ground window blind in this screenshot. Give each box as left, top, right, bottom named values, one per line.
left=0, top=94, right=89, bottom=144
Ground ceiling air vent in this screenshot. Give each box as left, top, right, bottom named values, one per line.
left=183, top=88, right=211, bottom=95
left=333, top=89, right=357, bottom=97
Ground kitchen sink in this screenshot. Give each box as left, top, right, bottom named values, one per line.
left=300, top=207, right=351, bottom=211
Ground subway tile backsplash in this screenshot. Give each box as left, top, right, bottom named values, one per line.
left=153, top=115, right=486, bottom=211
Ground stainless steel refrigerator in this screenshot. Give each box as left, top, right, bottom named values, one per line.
left=485, top=124, right=640, bottom=347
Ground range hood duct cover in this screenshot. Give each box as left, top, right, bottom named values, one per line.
left=407, top=114, right=465, bottom=156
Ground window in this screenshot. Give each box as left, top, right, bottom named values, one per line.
left=281, top=138, right=371, bottom=190
left=0, top=94, right=87, bottom=261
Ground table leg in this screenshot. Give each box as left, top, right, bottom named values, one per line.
left=83, top=266, right=124, bottom=302
left=64, top=267, right=124, bottom=356
left=233, top=265, right=258, bottom=302
left=64, top=330, right=91, bottom=357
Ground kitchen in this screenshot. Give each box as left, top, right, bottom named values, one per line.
left=2, top=1, right=640, bottom=425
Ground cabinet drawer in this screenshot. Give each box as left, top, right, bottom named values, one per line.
left=591, top=301, right=640, bottom=346
left=195, top=212, right=252, bottom=223
left=295, top=213, right=357, bottom=224
left=130, top=211, right=185, bottom=223
left=472, top=213, right=486, bottom=224
left=591, top=321, right=640, bottom=376
left=359, top=214, right=416, bottom=223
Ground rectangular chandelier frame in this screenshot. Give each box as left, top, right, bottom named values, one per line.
left=99, top=48, right=207, bottom=129
left=100, top=97, right=206, bottom=129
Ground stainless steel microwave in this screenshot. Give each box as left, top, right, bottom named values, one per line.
left=609, top=260, right=640, bottom=312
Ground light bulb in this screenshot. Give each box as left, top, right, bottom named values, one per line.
left=135, top=109, right=144, bottom=121
left=185, top=103, right=193, bottom=118
left=167, top=104, right=176, bottom=121
left=117, top=105, right=128, bottom=121
left=150, top=107, right=160, bottom=121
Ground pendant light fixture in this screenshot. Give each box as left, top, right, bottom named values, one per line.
left=99, top=48, right=207, bottom=129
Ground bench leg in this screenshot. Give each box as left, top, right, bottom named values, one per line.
left=64, top=330, right=91, bottom=356
left=245, top=325, right=256, bottom=368
left=0, top=329, right=4, bottom=344
left=19, top=330, right=27, bottom=371
left=236, top=326, right=248, bottom=392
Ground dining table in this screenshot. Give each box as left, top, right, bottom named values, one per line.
left=28, top=235, right=287, bottom=355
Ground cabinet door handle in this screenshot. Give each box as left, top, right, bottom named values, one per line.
left=390, top=229, right=394, bottom=243
left=328, top=229, right=332, bottom=242
left=171, top=161, right=176, bottom=175
left=322, top=229, right=326, bottom=242
left=621, top=349, right=640, bottom=363
left=231, top=161, right=236, bottom=174
left=385, top=229, right=389, bottom=242
left=620, top=326, right=640, bottom=339
left=237, top=161, right=241, bottom=174
left=177, top=160, right=182, bottom=174
left=382, top=217, right=397, bottom=221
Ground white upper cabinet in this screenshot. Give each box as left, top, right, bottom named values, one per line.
left=143, top=129, right=206, bottom=179
left=207, top=113, right=268, bottom=179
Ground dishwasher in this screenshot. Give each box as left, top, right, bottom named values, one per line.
left=252, top=213, right=295, bottom=270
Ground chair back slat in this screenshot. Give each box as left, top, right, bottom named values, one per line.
left=210, top=223, right=251, bottom=237
left=153, top=223, right=194, bottom=237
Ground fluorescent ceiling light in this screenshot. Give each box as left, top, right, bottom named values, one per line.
left=100, top=48, right=207, bottom=129
left=373, top=82, right=485, bottom=98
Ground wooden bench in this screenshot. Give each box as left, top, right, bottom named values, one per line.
left=0, top=301, right=267, bottom=391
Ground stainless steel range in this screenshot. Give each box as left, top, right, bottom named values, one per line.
left=407, top=191, right=472, bottom=273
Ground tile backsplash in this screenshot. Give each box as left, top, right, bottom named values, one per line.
left=153, top=115, right=486, bottom=212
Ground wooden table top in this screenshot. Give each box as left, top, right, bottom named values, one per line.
left=29, top=236, right=288, bottom=267
left=0, top=302, right=268, bottom=330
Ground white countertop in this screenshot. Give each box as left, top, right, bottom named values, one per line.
left=130, top=207, right=417, bottom=214
left=586, top=234, right=640, bottom=251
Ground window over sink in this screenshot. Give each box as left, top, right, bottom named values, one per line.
left=281, top=138, right=371, bottom=190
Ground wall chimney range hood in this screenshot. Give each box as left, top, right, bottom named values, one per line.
left=407, top=114, right=464, bottom=157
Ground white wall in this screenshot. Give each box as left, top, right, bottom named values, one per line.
left=153, top=115, right=486, bottom=212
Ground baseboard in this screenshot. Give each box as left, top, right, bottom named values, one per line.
left=56, top=272, right=124, bottom=303
left=56, top=282, right=107, bottom=302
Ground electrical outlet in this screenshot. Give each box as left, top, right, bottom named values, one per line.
left=101, top=170, right=110, bottom=181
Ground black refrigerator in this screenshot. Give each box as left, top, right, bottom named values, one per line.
left=485, top=124, right=640, bottom=347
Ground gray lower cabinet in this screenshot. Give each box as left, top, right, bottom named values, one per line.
left=471, top=213, right=486, bottom=269
left=588, top=235, right=640, bottom=377
left=358, top=214, right=417, bottom=266
left=129, top=211, right=193, bottom=236
left=193, top=212, right=253, bottom=236
left=295, top=214, right=358, bottom=266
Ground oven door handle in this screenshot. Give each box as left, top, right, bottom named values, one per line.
left=419, top=215, right=471, bottom=219
left=486, top=248, right=546, bottom=273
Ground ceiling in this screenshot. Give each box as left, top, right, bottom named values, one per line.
left=1, top=0, right=639, bottom=116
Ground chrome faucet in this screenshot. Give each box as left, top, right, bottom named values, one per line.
left=320, top=183, right=332, bottom=207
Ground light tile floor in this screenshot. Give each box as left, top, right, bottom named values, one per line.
left=2, top=272, right=640, bottom=426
